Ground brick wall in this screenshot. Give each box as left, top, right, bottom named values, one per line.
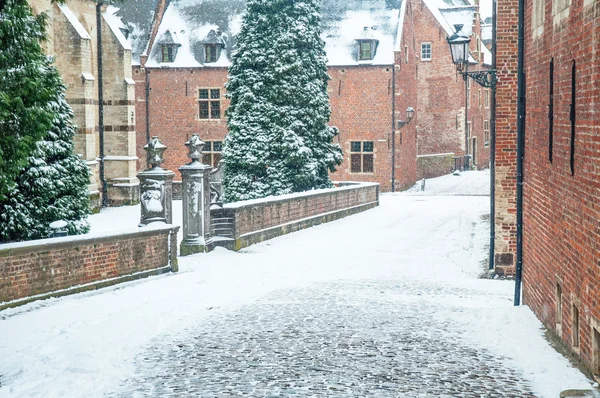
left=521, top=0, right=600, bottom=377
left=0, top=225, right=178, bottom=307
left=215, top=182, right=379, bottom=250
left=493, top=0, right=520, bottom=273
left=413, top=0, right=491, bottom=174
left=134, top=61, right=418, bottom=192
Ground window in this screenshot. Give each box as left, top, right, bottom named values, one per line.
left=467, top=121, right=472, bottom=138
left=572, top=305, right=580, bottom=348
left=549, top=58, right=554, bottom=163
left=350, top=141, right=374, bottom=173
left=199, top=89, right=221, bottom=119
left=484, top=120, right=490, bottom=147
left=358, top=40, right=376, bottom=61
left=161, top=45, right=175, bottom=62
left=553, top=0, right=571, bottom=24
left=556, top=283, right=563, bottom=326
left=202, top=141, right=223, bottom=167
left=405, top=45, right=409, bottom=64
left=593, top=326, right=600, bottom=376
left=478, top=89, right=482, bottom=107
left=532, top=0, right=545, bottom=37
left=484, top=89, right=490, bottom=108
left=467, top=78, right=471, bottom=108
left=421, top=43, right=432, bottom=61
left=570, top=60, right=576, bottom=176
left=205, top=44, right=219, bottom=63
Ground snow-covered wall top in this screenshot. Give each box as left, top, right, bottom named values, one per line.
left=117, top=0, right=403, bottom=68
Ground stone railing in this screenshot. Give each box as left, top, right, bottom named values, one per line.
left=211, top=182, right=380, bottom=251
left=0, top=224, right=178, bottom=310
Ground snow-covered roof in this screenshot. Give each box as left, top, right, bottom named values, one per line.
left=57, top=3, right=91, bottom=40
left=117, top=0, right=403, bottom=68
left=422, top=0, right=475, bottom=37
left=103, top=6, right=133, bottom=51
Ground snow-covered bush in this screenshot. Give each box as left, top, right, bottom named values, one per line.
left=222, top=0, right=343, bottom=203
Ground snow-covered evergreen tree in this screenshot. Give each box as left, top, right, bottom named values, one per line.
left=222, top=0, right=343, bottom=202
left=0, top=0, right=62, bottom=200
left=0, top=0, right=91, bottom=241
left=0, top=92, right=91, bottom=242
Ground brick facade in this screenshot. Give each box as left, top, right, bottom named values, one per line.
left=520, top=0, right=600, bottom=378
left=0, top=225, right=178, bottom=307
left=493, top=0, right=520, bottom=274
left=413, top=0, right=491, bottom=177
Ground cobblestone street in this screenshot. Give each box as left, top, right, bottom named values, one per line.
left=114, top=280, right=537, bottom=397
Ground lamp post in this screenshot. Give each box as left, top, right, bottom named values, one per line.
left=447, top=24, right=498, bottom=88
left=391, top=106, right=415, bottom=192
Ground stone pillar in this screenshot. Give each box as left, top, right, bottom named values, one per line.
left=179, top=134, right=213, bottom=256
left=137, top=136, right=175, bottom=226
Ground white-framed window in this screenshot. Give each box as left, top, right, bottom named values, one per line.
left=421, top=43, right=432, bottom=61
left=484, top=120, right=490, bottom=147
left=198, top=88, right=221, bottom=120
left=202, top=141, right=223, bottom=167
left=484, top=89, right=490, bottom=108
left=350, top=141, right=374, bottom=173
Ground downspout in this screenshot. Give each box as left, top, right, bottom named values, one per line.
left=465, top=64, right=469, bottom=170
left=489, top=0, right=497, bottom=270
left=391, top=64, right=397, bottom=192
left=145, top=68, right=150, bottom=143
left=514, top=0, right=526, bottom=306
left=96, top=1, right=108, bottom=207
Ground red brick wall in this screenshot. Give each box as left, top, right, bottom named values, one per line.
left=522, top=0, right=600, bottom=375
left=0, top=226, right=178, bottom=304
left=135, top=62, right=419, bottom=192
left=226, top=182, right=379, bottom=237
left=493, top=0, right=520, bottom=273
left=413, top=0, right=490, bottom=175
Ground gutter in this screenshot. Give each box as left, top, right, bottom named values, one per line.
left=96, top=1, right=108, bottom=208
left=489, top=0, right=497, bottom=270
left=514, top=0, right=526, bottom=305
left=391, top=64, right=397, bottom=192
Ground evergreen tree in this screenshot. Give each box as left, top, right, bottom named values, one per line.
left=0, top=92, right=91, bottom=242
left=222, top=0, right=343, bottom=202
left=0, top=0, right=91, bottom=241
left=0, top=0, right=62, bottom=199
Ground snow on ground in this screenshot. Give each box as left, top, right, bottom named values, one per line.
left=0, top=170, right=593, bottom=397
left=405, top=169, right=491, bottom=196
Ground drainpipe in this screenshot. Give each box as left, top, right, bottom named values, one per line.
left=489, top=0, right=497, bottom=270
left=145, top=68, right=150, bottom=143
left=391, top=65, right=397, bottom=192
left=96, top=1, right=108, bottom=207
left=514, top=0, right=526, bottom=306
left=465, top=64, right=469, bottom=170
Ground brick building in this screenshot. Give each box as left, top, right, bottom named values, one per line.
left=519, top=0, right=600, bottom=379
left=413, top=0, right=491, bottom=179
left=118, top=0, right=490, bottom=193
left=29, top=0, right=140, bottom=209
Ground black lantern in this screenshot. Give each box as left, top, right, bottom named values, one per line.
left=447, top=24, right=471, bottom=72
left=397, top=107, right=415, bottom=129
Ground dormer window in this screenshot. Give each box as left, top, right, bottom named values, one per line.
left=356, top=39, right=378, bottom=61
left=156, top=30, right=181, bottom=63
left=162, top=45, right=176, bottom=62
left=205, top=44, right=219, bottom=63
left=200, top=29, right=226, bottom=64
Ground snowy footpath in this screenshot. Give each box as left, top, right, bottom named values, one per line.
left=0, top=170, right=593, bottom=397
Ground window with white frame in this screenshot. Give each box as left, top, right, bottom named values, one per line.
left=421, top=43, right=432, bottom=61
left=350, top=141, right=374, bottom=173
left=198, top=88, right=221, bottom=120
left=484, top=89, right=490, bottom=108
left=484, top=120, right=490, bottom=147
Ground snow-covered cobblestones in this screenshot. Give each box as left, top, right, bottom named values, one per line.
left=112, top=280, right=537, bottom=397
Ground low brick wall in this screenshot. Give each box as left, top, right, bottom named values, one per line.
left=213, top=182, right=379, bottom=251
left=0, top=224, right=179, bottom=309
left=417, top=153, right=455, bottom=179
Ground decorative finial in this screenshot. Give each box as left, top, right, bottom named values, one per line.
left=185, top=133, right=206, bottom=162
left=144, top=136, right=167, bottom=169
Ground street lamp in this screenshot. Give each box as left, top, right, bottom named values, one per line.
left=447, top=24, right=497, bottom=88
left=397, top=107, right=415, bottom=129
